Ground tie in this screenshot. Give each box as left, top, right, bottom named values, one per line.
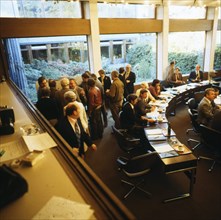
left=75, top=121, right=81, bottom=147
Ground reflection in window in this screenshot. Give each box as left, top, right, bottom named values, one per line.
left=0, top=0, right=81, bottom=18
left=214, top=31, right=221, bottom=70
left=98, top=3, right=155, bottom=18
left=100, top=34, right=156, bottom=83
left=168, top=32, right=205, bottom=74
left=6, top=36, right=89, bottom=103
left=169, top=6, right=206, bottom=19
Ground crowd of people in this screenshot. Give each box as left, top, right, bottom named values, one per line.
left=36, top=63, right=221, bottom=157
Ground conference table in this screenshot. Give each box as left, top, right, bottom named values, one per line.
left=145, top=80, right=215, bottom=203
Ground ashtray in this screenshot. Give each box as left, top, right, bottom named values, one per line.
left=20, top=123, right=40, bottom=136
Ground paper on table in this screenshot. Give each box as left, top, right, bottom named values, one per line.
left=32, top=196, right=94, bottom=220
left=151, top=142, right=174, bottom=153
left=22, top=132, right=57, bottom=152
left=0, top=139, right=29, bottom=163
left=145, top=128, right=162, bottom=136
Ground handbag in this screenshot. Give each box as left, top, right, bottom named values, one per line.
left=0, top=164, right=28, bottom=208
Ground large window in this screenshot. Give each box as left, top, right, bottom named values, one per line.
left=98, top=3, right=155, bottom=18
left=214, top=30, right=221, bottom=70
left=0, top=0, right=81, bottom=18
left=169, top=6, right=206, bottom=19
left=168, top=32, right=205, bottom=74
left=100, top=34, right=157, bottom=83
left=5, top=36, right=89, bottom=103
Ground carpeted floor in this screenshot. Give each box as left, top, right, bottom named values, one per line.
left=85, top=104, right=221, bottom=220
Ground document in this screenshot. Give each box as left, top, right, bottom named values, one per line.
left=151, top=141, right=179, bottom=158
left=32, top=196, right=94, bottom=220
left=0, top=132, right=57, bottom=163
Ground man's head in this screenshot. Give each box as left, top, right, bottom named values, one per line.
left=195, top=64, right=201, bottom=71
left=139, top=89, right=148, bottom=99
left=64, top=91, right=77, bottom=103
left=205, top=88, right=216, bottom=101
left=127, top=94, right=138, bottom=105
left=87, top=78, right=96, bottom=88
left=65, top=103, right=80, bottom=119
left=38, top=76, right=47, bottom=88
left=81, top=72, right=90, bottom=82
left=125, top=64, right=131, bottom=73
left=60, top=78, right=69, bottom=89
left=214, top=87, right=219, bottom=98
left=69, top=79, right=77, bottom=89
left=111, top=70, right=119, bottom=80
left=98, top=69, right=105, bottom=77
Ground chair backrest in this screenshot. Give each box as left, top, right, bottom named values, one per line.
left=187, top=98, right=198, bottom=113
left=199, top=124, right=221, bottom=151
left=112, top=126, right=139, bottom=153
left=194, top=91, right=204, bottom=104
left=124, top=151, right=159, bottom=174
left=188, top=109, right=200, bottom=133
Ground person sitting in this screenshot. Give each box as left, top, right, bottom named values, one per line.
left=55, top=103, right=97, bottom=158
left=189, top=64, right=204, bottom=82
left=168, top=67, right=185, bottom=87
left=120, top=94, right=153, bottom=148
left=136, top=82, right=156, bottom=103
left=148, top=79, right=161, bottom=100
left=135, top=89, right=156, bottom=126
left=197, top=88, right=219, bottom=126
left=36, top=87, right=59, bottom=126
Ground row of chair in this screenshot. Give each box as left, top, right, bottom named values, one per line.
left=186, top=98, right=221, bottom=172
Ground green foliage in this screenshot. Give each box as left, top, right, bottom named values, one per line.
left=168, top=52, right=203, bottom=74
left=126, top=42, right=155, bottom=81
left=214, top=46, right=221, bottom=70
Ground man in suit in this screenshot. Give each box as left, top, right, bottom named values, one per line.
left=55, top=103, right=97, bottom=157
left=189, top=64, right=204, bottom=82
left=106, top=70, right=124, bottom=129
left=124, top=64, right=136, bottom=95
left=197, top=88, right=218, bottom=126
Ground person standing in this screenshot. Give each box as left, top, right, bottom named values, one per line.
left=37, top=76, right=48, bottom=101
left=124, top=64, right=136, bottom=95
left=106, top=70, right=124, bottom=129
left=165, top=61, right=176, bottom=84
left=55, top=103, right=97, bottom=158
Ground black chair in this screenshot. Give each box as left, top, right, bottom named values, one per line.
left=117, top=151, right=159, bottom=199
left=198, top=124, right=221, bottom=172
left=194, top=91, right=204, bottom=104
left=186, top=109, right=202, bottom=151
left=187, top=98, right=198, bottom=114
left=112, top=126, right=147, bottom=157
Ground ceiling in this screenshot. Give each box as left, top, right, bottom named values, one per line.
left=78, top=0, right=221, bottom=7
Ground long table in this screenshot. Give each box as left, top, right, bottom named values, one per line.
left=146, top=81, right=215, bottom=203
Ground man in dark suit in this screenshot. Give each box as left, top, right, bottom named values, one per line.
left=189, top=64, right=204, bottom=82
left=124, top=64, right=136, bottom=94
left=55, top=103, right=97, bottom=157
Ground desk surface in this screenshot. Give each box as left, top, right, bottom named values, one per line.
left=0, top=82, right=94, bottom=219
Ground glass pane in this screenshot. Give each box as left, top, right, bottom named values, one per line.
left=214, top=30, right=221, bottom=70
left=6, top=36, right=89, bottom=103
left=218, top=7, right=221, bottom=19
left=169, top=6, right=206, bottom=19
left=0, top=0, right=81, bottom=18
left=100, top=34, right=157, bottom=83
left=168, top=32, right=205, bottom=74
left=98, top=3, right=155, bottom=18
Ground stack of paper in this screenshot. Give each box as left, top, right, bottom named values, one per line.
left=151, top=142, right=179, bottom=158
left=144, top=128, right=167, bottom=141
left=32, top=196, right=94, bottom=220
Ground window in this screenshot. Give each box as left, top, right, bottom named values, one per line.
left=0, top=0, right=81, bottom=18
left=169, top=6, right=206, bottom=19
left=168, top=32, right=205, bottom=74
left=5, top=36, right=89, bottom=103
left=100, top=33, right=157, bottom=83
left=98, top=3, right=155, bottom=18
left=214, top=30, right=221, bottom=70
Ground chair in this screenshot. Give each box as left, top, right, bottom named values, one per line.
left=186, top=109, right=202, bottom=151
left=112, top=126, right=147, bottom=157
left=194, top=91, right=204, bottom=104
left=117, top=151, right=159, bottom=199
left=187, top=98, right=198, bottom=114
left=198, top=124, right=221, bottom=172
